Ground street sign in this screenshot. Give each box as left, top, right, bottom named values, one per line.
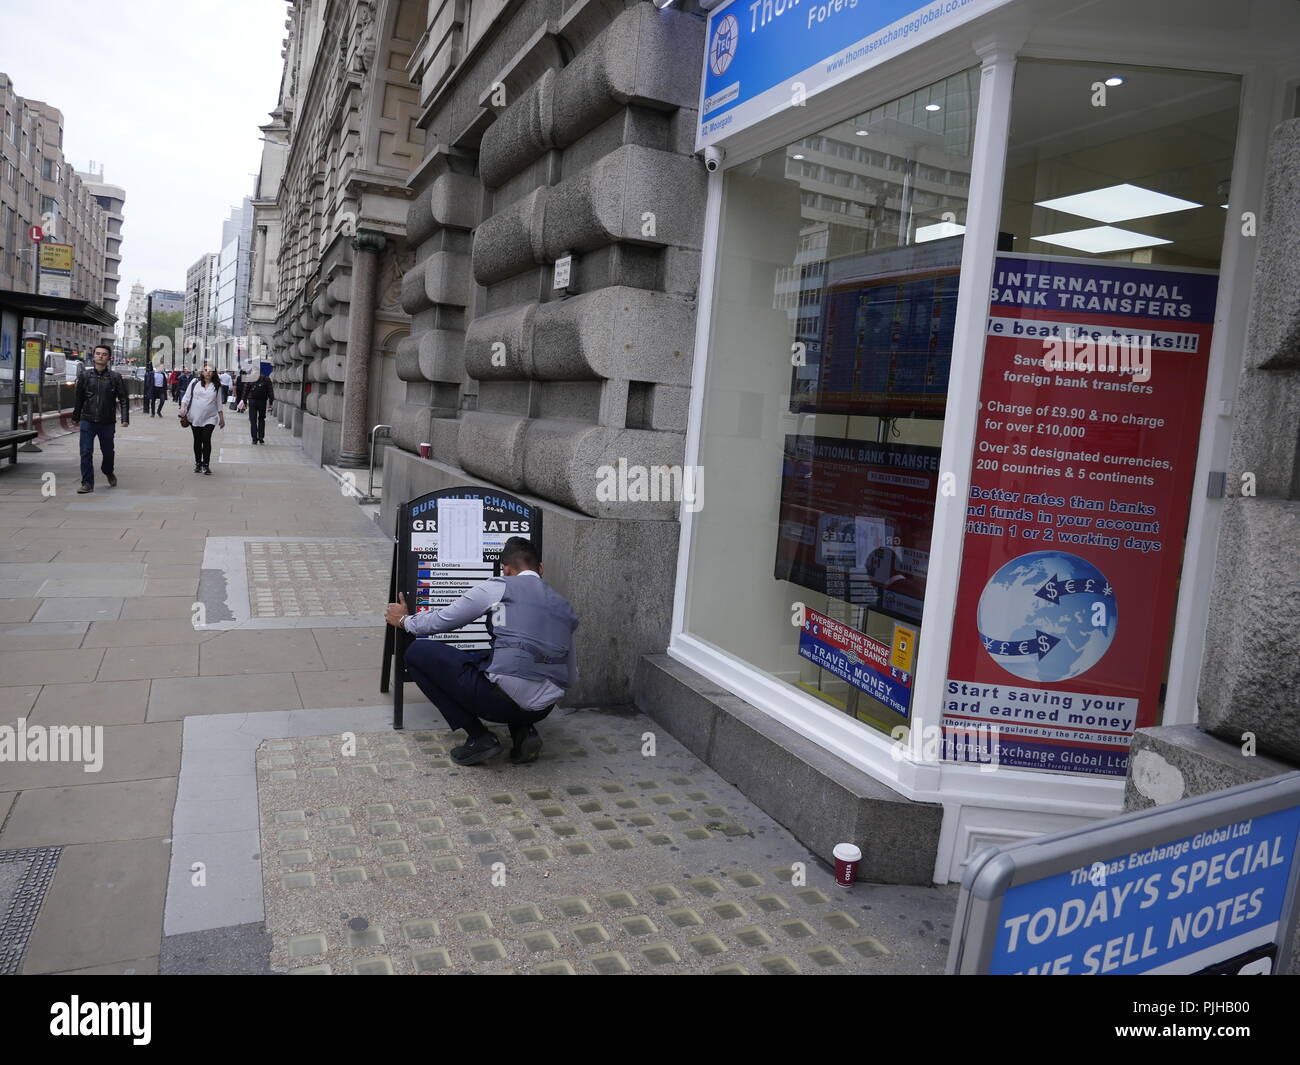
left=37, top=242, right=74, bottom=300
left=380, top=486, right=544, bottom=728
left=27, top=225, right=43, bottom=243
left=948, top=772, right=1300, bottom=975
left=22, top=339, right=41, bottom=395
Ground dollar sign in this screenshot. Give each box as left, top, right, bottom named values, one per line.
left=1038, top=634, right=1050, bottom=655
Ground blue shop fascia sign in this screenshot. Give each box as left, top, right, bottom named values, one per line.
left=697, top=0, right=1013, bottom=149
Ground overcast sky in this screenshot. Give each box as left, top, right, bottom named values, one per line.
left=1, top=0, right=287, bottom=305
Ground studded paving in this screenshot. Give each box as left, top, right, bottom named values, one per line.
left=257, top=710, right=955, bottom=975
left=245, top=539, right=391, bottom=618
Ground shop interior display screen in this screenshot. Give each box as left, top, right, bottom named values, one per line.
left=775, top=435, right=939, bottom=624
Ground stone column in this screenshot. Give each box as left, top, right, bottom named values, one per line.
left=338, top=229, right=387, bottom=467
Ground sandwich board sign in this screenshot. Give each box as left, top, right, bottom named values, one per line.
left=380, top=486, right=543, bottom=729
left=948, top=772, right=1300, bottom=974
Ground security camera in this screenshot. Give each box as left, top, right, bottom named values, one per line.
left=703, top=145, right=725, bottom=173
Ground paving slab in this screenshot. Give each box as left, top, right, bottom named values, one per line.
left=147, top=672, right=303, bottom=721
left=294, top=669, right=431, bottom=710
left=0, top=777, right=177, bottom=847
left=21, top=838, right=170, bottom=973
left=32, top=597, right=124, bottom=622
left=0, top=685, right=40, bottom=717
left=0, top=722, right=179, bottom=791
left=159, top=923, right=271, bottom=975
left=120, top=596, right=198, bottom=620
left=0, top=581, right=44, bottom=598
left=83, top=618, right=215, bottom=648
left=311, top=627, right=387, bottom=671
left=0, top=648, right=104, bottom=685
left=199, top=629, right=325, bottom=675
left=0, top=599, right=40, bottom=622
left=36, top=578, right=145, bottom=598
left=0, top=622, right=88, bottom=650
left=163, top=829, right=264, bottom=936
left=143, top=578, right=200, bottom=597
left=53, top=956, right=159, bottom=975
left=98, top=644, right=198, bottom=681
left=30, top=680, right=150, bottom=726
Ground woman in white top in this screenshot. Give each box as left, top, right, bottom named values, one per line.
left=180, top=364, right=225, bottom=474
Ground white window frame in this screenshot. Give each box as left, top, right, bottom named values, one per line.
left=668, top=7, right=1290, bottom=878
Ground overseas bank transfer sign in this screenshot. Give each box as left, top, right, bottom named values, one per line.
left=698, top=0, right=1014, bottom=149
left=948, top=774, right=1300, bottom=975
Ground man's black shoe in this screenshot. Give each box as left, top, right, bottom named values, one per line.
left=106, top=474, right=117, bottom=488
left=509, top=724, right=543, bottom=764
left=77, top=483, right=92, bottom=494
left=450, top=732, right=503, bottom=766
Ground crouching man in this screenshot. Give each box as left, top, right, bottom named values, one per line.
left=385, top=536, right=578, bottom=765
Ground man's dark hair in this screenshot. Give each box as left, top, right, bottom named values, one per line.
left=92, top=344, right=111, bottom=357
left=500, top=536, right=540, bottom=571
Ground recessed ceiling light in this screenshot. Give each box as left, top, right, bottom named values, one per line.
left=1035, top=183, right=1201, bottom=223
left=1105, top=76, right=1125, bottom=87
left=1032, top=226, right=1172, bottom=254
left=792, top=153, right=805, bottom=160
left=925, top=104, right=942, bottom=112
left=916, top=221, right=966, bottom=243
left=855, top=130, right=870, bottom=136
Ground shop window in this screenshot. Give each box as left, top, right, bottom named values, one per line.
left=686, top=68, right=980, bottom=738
left=942, top=61, right=1240, bottom=776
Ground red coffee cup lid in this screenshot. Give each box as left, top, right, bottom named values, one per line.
left=833, top=843, right=862, bottom=862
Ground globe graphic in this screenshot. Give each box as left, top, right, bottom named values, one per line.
left=977, top=551, right=1116, bottom=683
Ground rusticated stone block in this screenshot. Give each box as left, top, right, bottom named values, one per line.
left=1245, top=119, right=1300, bottom=370
left=1199, top=498, right=1300, bottom=761
left=532, top=286, right=694, bottom=383
left=406, top=170, right=480, bottom=245
left=464, top=302, right=537, bottom=379
left=543, top=144, right=705, bottom=257
left=457, top=410, right=528, bottom=490
left=479, top=68, right=556, bottom=191
left=471, top=187, right=548, bottom=285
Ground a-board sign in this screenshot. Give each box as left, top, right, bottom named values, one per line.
left=947, top=772, right=1300, bottom=975
left=380, top=486, right=543, bottom=729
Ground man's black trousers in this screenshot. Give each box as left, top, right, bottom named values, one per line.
left=404, top=638, right=553, bottom=733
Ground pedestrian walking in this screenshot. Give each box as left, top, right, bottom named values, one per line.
left=385, top=537, right=579, bottom=765
left=218, top=368, right=232, bottom=406
left=239, top=368, right=273, bottom=444
left=142, top=363, right=155, bottom=416
left=168, top=368, right=180, bottom=403
left=180, top=363, right=224, bottom=475
left=72, top=344, right=129, bottom=494
left=152, top=365, right=167, bottom=417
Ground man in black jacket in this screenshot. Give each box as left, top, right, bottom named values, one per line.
left=244, top=369, right=273, bottom=444
left=72, top=344, right=129, bottom=493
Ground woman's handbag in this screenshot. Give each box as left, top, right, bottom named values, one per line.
left=179, top=380, right=195, bottom=428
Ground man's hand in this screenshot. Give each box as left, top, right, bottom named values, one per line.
left=121, top=419, right=129, bottom=426
left=384, top=593, right=410, bottom=628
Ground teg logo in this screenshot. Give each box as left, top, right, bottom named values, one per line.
left=49, top=997, right=151, bottom=1045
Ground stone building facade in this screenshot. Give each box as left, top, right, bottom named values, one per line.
left=1125, top=117, right=1300, bottom=810
left=381, top=0, right=708, bottom=705
left=263, top=0, right=426, bottom=468
left=0, top=74, right=112, bottom=353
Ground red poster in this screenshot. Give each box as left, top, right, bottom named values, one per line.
left=944, top=254, right=1219, bottom=777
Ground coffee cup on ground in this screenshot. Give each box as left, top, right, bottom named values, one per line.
left=833, top=842, right=862, bottom=886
